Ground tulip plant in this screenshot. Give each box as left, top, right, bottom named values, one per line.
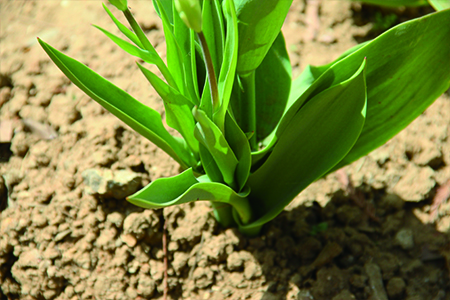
left=38, top=0, right=450, bottom=235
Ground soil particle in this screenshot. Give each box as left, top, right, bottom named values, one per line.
left=386, top=277, right=406, bottom=299
left=364, top=262, right=388, bottom=300
left=395, top=228, right=415, bottom=250
left=393, top=164, right=435, bottom=201
left=82, top=168, right=142, bottom=199
left=2, top=2, right=450, bottom=300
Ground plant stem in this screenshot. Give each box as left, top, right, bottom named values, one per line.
left=123, top=8, right=178, bottom=90
left=239, top=71, right=257, bottom=151
left=162, top=215, right=168, bottom=300
left=197, top=31, right=220, bottom=113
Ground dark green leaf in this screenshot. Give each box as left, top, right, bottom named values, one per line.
left=329, top=8, right=450, bottom=172
left=234, top=0, right=293, bottom=75
left=245, top=59, right=367, bottom=232
left=224, top=112, right=251, bottom=192
left=254, top=32, right=291, bottom=142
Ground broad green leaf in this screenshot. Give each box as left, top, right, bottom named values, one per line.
left=127, top=168, right=252, bottom=224
left=137, top=63, right=199, bottom=156
left=254, top=32, right=291, bottom=142
left=245, top=60, right=367, bottom=233
left=287, top=41, right=371, bottom=112
left=214, top=0, right=239, bottom=131
left=93, top=25, right=162, bottom=65
left=428, top=0, right=450, bottom=10
left=173, top=0, right=199, bottom=104
left=102, top=3, right=143, bottom=48
left=224, top=112, right=251, bottom=192
left=251, top=55, right=352, bottom=166
left=234, top=0, right=293, bottom=75
left=38, top=39, right=193, bottom=168
left=193, top=108, right=239, bottom=189
left=352, top=0, right=428, bottom=6
left=328, top=8, right=450, bottom=172
left=156, top=0, right=185, bottom=93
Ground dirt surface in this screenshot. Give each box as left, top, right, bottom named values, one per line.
left=1, top=1, right=450, bottom=299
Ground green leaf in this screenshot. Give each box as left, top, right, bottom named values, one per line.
left=350, top=0, right=428, bottom=6
left=137, top=63, right=199, bottom=157
left=102, top=3, right=143, bottom=48
left=199, top=144, right=224, bottom=183
left=328, top=8, right=450, bottom=172
left=38, top=39, right=193, bottom=168
left=127, top=168, right=253, bottom=224
left=254, top=32, right=291, bottom=142
left=155, top=0, right=185, bottom=93
left=234, top=0, right=293, bottom=75
left=173, top=0, right=199, bottom=104
left=224, top=112, right=252, bottom=192
left=428, top=0, right=450, bottom=10
left=201, top=0, right=225, bottom=74
left=93, top=25, right=161, bottom=65
left=245, top=59, right=367, bottom=232
left=193, top=108, right=239, bottom=189
left=214, top=0, right=239, bottom=131
left=153, top=0, right=174, bottom=24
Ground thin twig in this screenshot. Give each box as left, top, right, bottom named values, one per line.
left=430, top=179, right=450, bottom=221
left=163, top=215, right=168, bottom=300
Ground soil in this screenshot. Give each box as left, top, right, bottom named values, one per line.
left=1, top=1, right=450, bottom=300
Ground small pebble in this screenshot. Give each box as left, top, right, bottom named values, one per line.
left=395, top=228, right=414, bottom=250
left=386, top=277, right=406, bottom=298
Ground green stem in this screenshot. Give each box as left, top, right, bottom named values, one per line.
left=239, top=71, right=257, bottom=151
left=197, top=31, right=220, bottom=113
left=123, top=8, right=178, bottom=90
left=210, top=202, right=236, bottom=228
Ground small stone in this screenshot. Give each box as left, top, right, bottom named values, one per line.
left=107, top=212, right=124, bottom=228
left=386, top=277, right=406, bottom=298
left=393, top=165, right=435, bottom=202
left=54, top=229, right=71, bottom=242
left=364, top=263, right=388, bottom=300
left=244, top=261, right=262, bottom=280
left=332, top=289, right=356, bottom=300
left=82, top=168, right=142, bottom=199
left=380, top=194, right=404, bottom=211
left=120, top=234, right=137, bottom=248
left=137, top=275, right=156, bottom=298
left=395, top=228, right=414, bottom=250
left=227, top=251, right=246, bottom=271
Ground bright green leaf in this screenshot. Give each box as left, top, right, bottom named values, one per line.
left=38, top=39, right=193, bottom=168
left=102, top=3, right=143, bottom=48
left=127, top=168, right=252, bottom=224
left=193, top=108, right=239, bottom=189
left=137, top=63, right=199, bottom=158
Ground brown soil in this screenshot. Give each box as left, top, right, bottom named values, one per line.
left=1, top=1, right=449, bottom=300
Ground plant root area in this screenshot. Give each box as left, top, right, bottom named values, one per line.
left=1, top=1, right=449, bottom=300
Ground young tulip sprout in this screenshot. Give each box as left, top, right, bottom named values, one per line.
left=39, top=0, right=450, bottom=236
